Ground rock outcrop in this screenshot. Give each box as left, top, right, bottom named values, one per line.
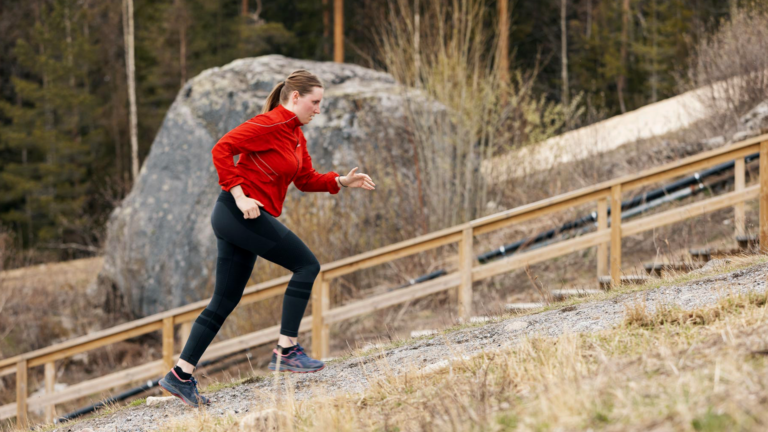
left=96, top=55, right=402, bottom=317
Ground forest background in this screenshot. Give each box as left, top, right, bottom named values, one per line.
left=0, top=0, right=749, bottom=267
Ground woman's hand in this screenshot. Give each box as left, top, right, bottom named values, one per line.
left=235, top=196, right=265, bottom=219
left=340, top=167, right=375, bottom=190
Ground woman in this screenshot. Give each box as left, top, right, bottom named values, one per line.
left=159, top=69, right=376, bottom=407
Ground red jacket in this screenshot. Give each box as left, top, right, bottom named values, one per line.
left=211, top=104, right=341, bottom=217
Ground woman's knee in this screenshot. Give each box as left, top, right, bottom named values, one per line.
left=303, top=257, right=321, bottom=278
left=297, top=254, right=321, bottom=279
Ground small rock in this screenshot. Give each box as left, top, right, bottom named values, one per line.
left=239, top=408, right=288, bottom=431
left=146, top=396, right=175, bottom=406
left=505, top=321, right=529, bottom=332
left=732, top=129, right=759, bottom=143
left=690, top=258, right=731, bottom=276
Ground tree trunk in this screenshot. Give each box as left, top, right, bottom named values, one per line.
left=16, top=90, right=33, bottom=247
left=617, top=0, right=629, bottom=113
left=561, top=0, right=570, bottom=128
left=122, top=0, right=139, bottom=181
left=175, top=0, right=187, bottom=87
left=650, top=0, right=658, bottom=102
left=414, top=0, right=420, bottom=88
left=323, top=0, right=330, bottom=57
left=241, top=0, right=248, bottom=16
left=586, top=0, right=592, bottom=39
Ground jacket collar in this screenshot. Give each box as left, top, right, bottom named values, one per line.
left=273, top=104, right=303, bottom=130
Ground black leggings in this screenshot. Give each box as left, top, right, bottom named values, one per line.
left=179, top=190, right=320, bottom=366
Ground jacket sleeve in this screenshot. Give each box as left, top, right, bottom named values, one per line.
left=293, top=141, right=341, bottom=194
left=211, top=120, right=277, bottom=192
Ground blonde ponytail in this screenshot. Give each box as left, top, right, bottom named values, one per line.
left=261, top=70, right=323, bottom=114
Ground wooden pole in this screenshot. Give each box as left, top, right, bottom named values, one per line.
left=16, top=359, right=27, bottom=427
left=610, top=185, right=622, bottom=287
left=597, top=198, right=608, bottom=278
left=312, top=273, right=330, bottom=359
left=44, top=362, right=55, bottom=423
left=333, top=0, right=343, bottom=63
left=734, top=156, right=745, bottom=237
left=458, top=227, right=474, bottom=320
left=760, top=142, right=768, bottom=251
left=497, top=0, right=509, bottom=83
left=162, top=317, right=174, bottom=373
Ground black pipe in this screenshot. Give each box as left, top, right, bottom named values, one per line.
left=53, top=378, right=160, bottom=424
left=52, top=348, right=244, bottom=425
left=391, top=269, right=447, bottom=290
left=477, top=152, right=758, bottom=263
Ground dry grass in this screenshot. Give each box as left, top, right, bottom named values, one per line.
left=149, top=266, right=768, bottom=432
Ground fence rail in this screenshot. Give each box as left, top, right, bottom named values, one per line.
left=3, top=132, right=768, bottom=427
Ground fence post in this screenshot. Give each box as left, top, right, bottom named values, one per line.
left=760, top=142, right=768, bottom=252
left=162, top=317, right=174, bottom=373
left=597, top=197, right=608, bottom=278
left=458, top=226, right=474, bottom=321
left=178, top=321, right=192, bottom=348
left=734, top=156, right=746, bottom=238
left=44, top=361, right=56, bottom=423
left=312, top=272, right=330, bottom=359
left=610, top=185, right=622, bottom=288
left=16, top=359, right=27, bottom=428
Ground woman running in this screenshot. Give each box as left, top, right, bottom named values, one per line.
left=159, top=69, right=376, bottom=407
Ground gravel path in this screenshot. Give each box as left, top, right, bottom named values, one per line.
left=55, top=260, right=767, bottom=432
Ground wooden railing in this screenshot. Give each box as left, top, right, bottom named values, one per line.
left=3, top=132, right=768, bottom=427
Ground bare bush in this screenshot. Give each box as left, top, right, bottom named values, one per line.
left=375, top=0, right=567, bottom=229
left=685, top=3, right=768, bottom=127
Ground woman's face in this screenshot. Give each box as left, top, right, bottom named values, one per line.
left=288, top=86, right=324, bottom=125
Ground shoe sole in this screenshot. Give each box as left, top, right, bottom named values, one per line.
left=268, top=363, right=326, bottom=373
left=159, top=378, right=210, bottom=407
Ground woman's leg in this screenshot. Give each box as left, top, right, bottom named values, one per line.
left=178, top=237, right=257, bottom=368
left=257, top=227, right=321, bottom=341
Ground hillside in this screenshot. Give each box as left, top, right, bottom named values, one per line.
left=482, top=80, right=768, bottom=185
left=37, top=255, right=768, bottom=432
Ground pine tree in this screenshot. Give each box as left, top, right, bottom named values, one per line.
left=0, top=0, right=95, bottom=248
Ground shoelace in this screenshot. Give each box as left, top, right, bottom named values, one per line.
left=190, top=377, right=201, bottom=396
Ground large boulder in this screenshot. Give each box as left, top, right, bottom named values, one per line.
left=96, top=55, right=402, bottom=318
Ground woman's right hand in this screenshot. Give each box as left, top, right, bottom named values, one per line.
left=235, top=196, right=265, bottom=219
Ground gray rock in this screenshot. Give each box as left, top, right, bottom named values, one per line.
left=96, top=55, right=411, bottom=317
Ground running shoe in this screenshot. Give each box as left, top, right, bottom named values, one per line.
left=268, top=342, right=325, bottom=373
left=158, top=369, right=211, bottom=408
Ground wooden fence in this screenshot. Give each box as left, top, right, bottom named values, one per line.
left=2, top=132, right=768, bottom=427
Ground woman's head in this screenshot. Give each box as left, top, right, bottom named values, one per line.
left=262, top=69, right=324, bottom=125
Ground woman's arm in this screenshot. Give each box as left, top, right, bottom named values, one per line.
left=211, top=121, right=279, bottom=192
left=293, top=143, right=342, bottom=194
left=229, top=185, right=265, bottom=219
left=336, top=167, right=376, bottom=189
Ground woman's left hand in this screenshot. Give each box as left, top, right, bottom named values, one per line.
left=341, top=167, right=375, bottom=190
